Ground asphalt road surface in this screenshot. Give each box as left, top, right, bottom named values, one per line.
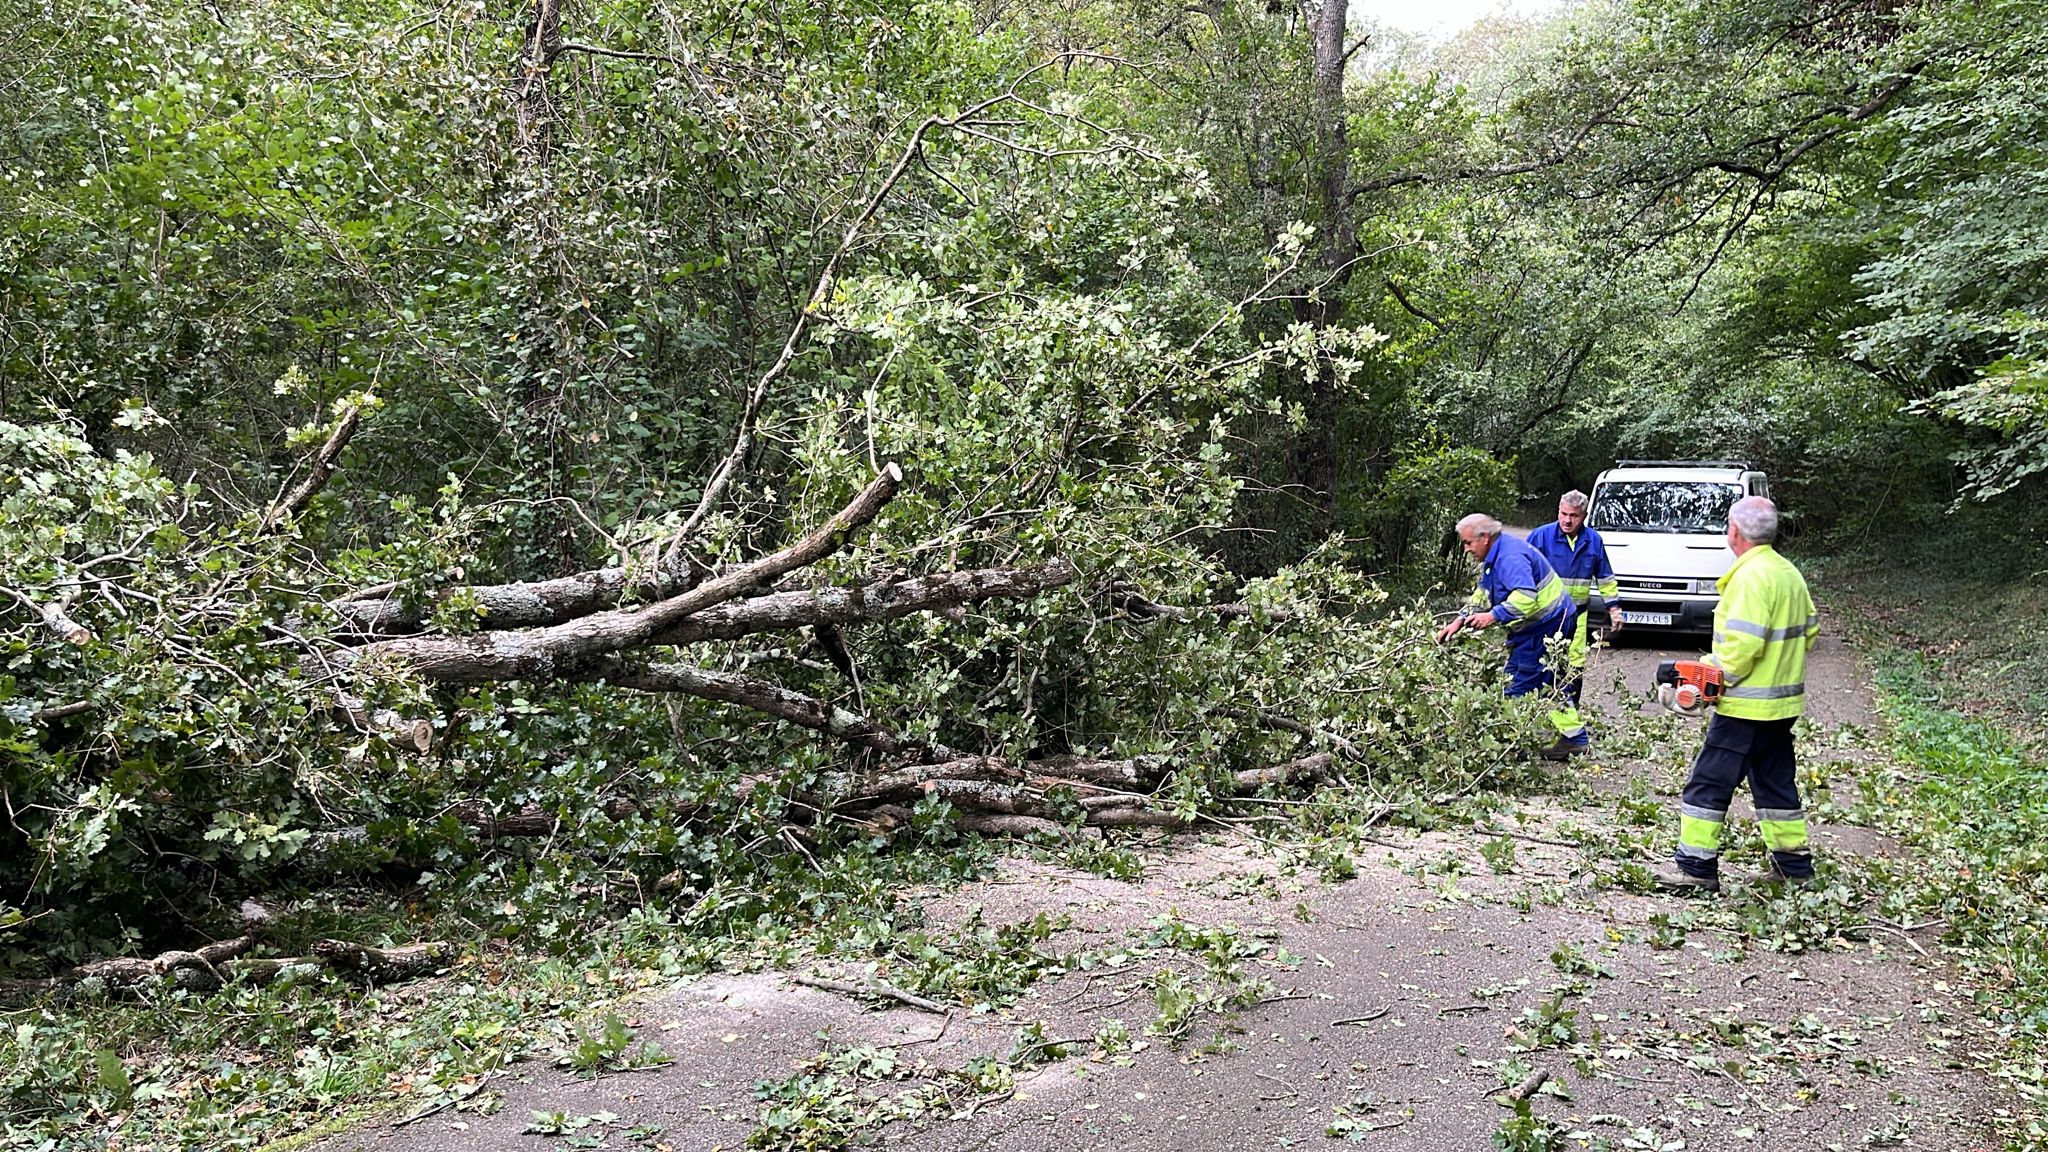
left=314, top=597, right=1990, bottom=1152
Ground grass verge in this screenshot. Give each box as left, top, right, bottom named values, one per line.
left=1822, top=559, right=2048, bottom=1147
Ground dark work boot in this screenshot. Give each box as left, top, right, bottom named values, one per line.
left=1650, top=862, right=1720, bottom=894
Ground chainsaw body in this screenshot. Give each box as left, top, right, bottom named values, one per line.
left=1654, top=659, right=1724, bottom=716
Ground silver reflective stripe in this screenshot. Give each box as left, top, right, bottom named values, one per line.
left=1724, top=682, right=1804, bottom=700
left=1680, top=803, right=1728, bottom=822
left=1675, top=842, right=1719, bottom=860
left=1722, top=616, right=1817, bottom=642
left=1754, top=807, right=1806, bottom=822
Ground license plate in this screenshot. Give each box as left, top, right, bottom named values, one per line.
left=1620, top=611, right=1675, bottom=626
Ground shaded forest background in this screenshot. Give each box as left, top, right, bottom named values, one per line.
left=3, top=0, right=2046, bottom=971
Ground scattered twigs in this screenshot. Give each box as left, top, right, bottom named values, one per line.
left=1483, top=829, right=1581, bottom=850
left=1256, top=1070, right=1298, bottom=1100
left=792, top=974, right=949, bottom=1014
left=1849, top=921, right=1933, bottom=957
left=1334, top=1005, right=1392, bottom=1026
left=391, top=1064, right=505, bottom=1128
left=1503, top=1067, right=1550, bottom=1103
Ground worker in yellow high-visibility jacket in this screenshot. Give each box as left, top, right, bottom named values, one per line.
left=1655, top=496, right=1820, bottom=893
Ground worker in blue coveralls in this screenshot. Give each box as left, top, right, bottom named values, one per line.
left=1524, top=490, right=1623, bottom=721
left=1434, top=513, right=1591, bottom=760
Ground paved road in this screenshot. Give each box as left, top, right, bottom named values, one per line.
left=317, top=603, right=1977, bottom=1152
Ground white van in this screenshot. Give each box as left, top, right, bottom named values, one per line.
left=1586, top=461, right=1771, bottom=632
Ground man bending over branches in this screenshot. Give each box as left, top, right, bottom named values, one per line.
left=1435, top=513, right=1591, bottom=760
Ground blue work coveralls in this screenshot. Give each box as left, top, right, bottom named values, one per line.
left=1465, top=532, right=1588, bottom=745
left=1525, top=521, right=1620, bottom=708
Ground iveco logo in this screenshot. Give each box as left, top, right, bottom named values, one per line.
left=1625, top=580, right=1687, bottom=591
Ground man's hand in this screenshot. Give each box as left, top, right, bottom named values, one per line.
left=1607, top=610, right=1624, bottom=633
left=1465, top=610, right=1499, bottom=631
left=1435, top=616, right=1465, bottom=644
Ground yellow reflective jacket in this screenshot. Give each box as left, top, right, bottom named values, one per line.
left=1706, top=544, right=1819, bottom=721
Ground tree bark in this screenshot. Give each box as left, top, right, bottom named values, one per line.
left=262, top=401, right=366, bottom=533
left=512, top=0, right=563, bottom=165
left=589, top=658, right=943, bottom=758
left=1297, top=0, right=1356, bottom=536
left=0, top=937, right=452, bottom=1003
left=330, top=464, right=902, bottom=681
left=647, top=557, right=1079, bottom=647
left=329, top=559, right=712, bottom=636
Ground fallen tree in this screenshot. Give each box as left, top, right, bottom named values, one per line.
left=1, top=404, right=1518, bottom=970
left=0, top=50, right=1531, bottom=971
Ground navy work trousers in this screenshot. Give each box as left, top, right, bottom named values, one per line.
left=1674, top=713, right=1813, bottom=880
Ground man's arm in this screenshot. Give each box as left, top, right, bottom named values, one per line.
left=1438, top=578, right=1494, bottom=642
left=1488, top=553, right=1540, bottom=627
left=1593, top=540, right=1622, bottom=630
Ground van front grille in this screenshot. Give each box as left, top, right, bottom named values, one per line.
left=1618, top=578, right=1693, bottom=593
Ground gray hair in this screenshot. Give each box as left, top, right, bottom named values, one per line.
left=1559, top=490, right=1590, bottom=511
left=1728, top=496, right=1778, bottom=544
left=1456, top=513, right=1503, bottom=539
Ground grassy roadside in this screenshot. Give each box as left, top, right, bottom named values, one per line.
left=1819, top=558, right=2048, bottom=1148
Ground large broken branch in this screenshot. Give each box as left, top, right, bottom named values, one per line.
left=330, top=464, right=902, bottom=681
left=328, top=558, right=712, bottom=636
left=330, top=690, right=435, bottom=754
left=647, top=558, right=1080, bottom=646
left=586, top=657, right=945, bottom=759
left=326, top=546, right=1073, bottom=641
left=7, top=587, right=93, bottom=645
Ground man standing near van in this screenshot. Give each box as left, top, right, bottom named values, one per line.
left=1436, top=513, right=1591, bottom=759
left=1525, top=490, right=1622, bottom=716
left=1656, top=497, right=1821, bottom=893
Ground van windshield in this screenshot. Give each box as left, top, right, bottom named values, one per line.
left=1589, top=481, right=1740, bottom=534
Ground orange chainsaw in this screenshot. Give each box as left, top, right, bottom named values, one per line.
left=1654, top=660, right=1724, bottom=716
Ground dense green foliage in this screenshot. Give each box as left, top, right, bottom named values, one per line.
left=4, top=0, right=2048, bottom=1143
